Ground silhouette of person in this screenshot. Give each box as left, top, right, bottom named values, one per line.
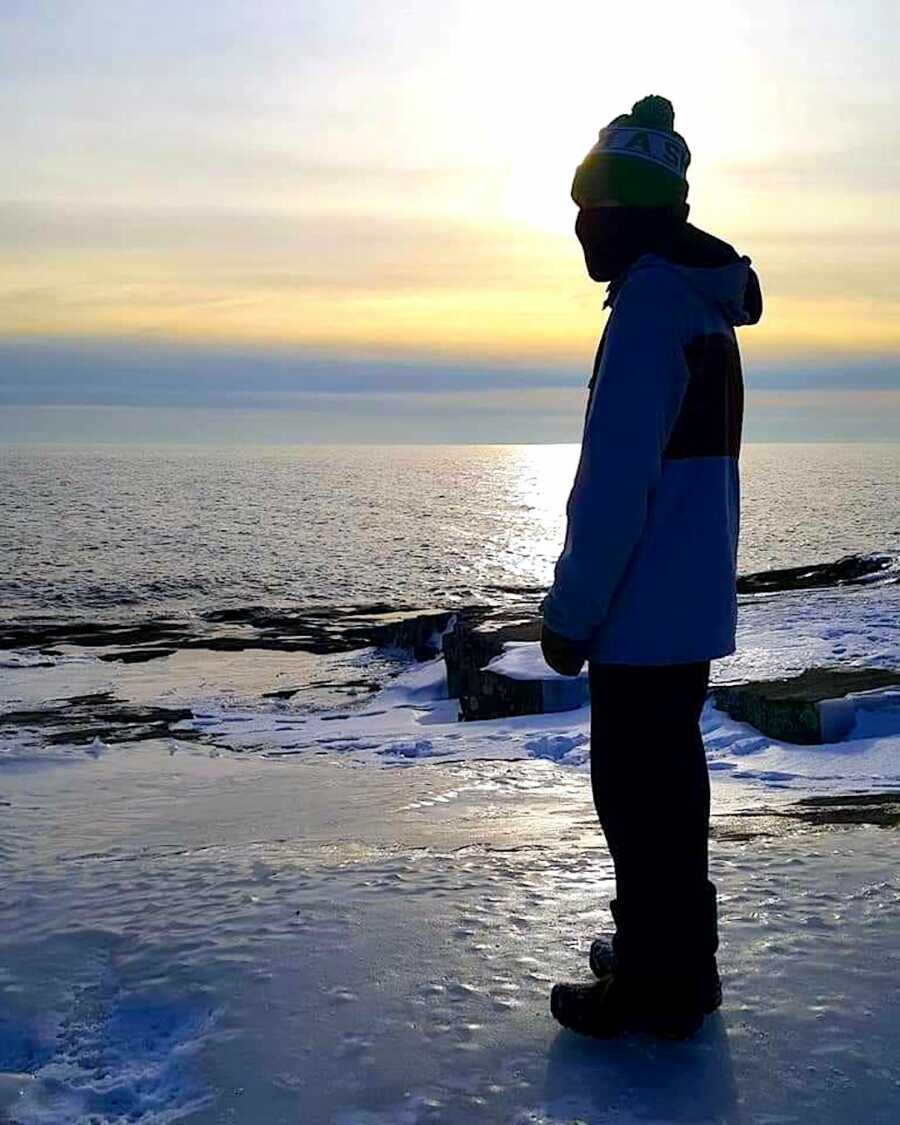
left=541, top=94, right=762, bottom=1038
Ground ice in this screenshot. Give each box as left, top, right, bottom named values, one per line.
left=849, top=688, right=900, bottom=739
left=0, top=651, right=59, bottom=670
left=2, top=749, right=899, bottom=1123
left=2, top=581, right=900, bottom=1121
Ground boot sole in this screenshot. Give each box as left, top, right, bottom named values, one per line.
left=550, top=983, right=704, bottom=1041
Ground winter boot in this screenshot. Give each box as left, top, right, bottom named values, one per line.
left=550, top=974, right=705, bottom=1040
left=588, top=937, right=722, bottom=1014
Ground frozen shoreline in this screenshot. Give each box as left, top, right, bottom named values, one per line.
left=2, top=579, right=900, bottom=1122
left=2, top=746, right=899, bottom=1123
left=3, top=579, right=900, bottom=796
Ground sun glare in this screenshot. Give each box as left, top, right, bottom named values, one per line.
left=448, top=1, right=742, bottom=233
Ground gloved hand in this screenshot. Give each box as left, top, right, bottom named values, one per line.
left=540, top=622, right=589, bottom=677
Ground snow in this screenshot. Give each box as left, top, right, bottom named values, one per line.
left=2, top=581, right=900, bottom=1122
left=701, top=704, right=900, bottom=791
left=184, top=664, right=900, bottom=794
left=485, top=583, right=900, bottom=690
left=720, top=582, right=900, bottom=684
left=173, top=628, right=900, bottom=796
left=485, top=642, right=588, bottom=683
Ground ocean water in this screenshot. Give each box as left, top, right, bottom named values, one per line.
left=2, top=442, right=899, bottom=620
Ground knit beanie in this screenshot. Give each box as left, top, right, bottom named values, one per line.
left=571, top=95, right=690, bottom=208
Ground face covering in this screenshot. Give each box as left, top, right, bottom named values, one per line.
left=575, top=206, right=684, bottom=282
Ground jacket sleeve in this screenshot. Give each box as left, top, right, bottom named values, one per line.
left=541, top=269, right=691, bottom=642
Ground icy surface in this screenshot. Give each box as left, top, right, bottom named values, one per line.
left=1, top=750, right=899, bottom=1123
left=2, top=582, right=900, bottom=1121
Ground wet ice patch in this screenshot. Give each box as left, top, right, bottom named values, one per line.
left=0, top=651, right=59, bottom=670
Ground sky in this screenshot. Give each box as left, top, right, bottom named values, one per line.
left=2, top=0, right=899, bottom=442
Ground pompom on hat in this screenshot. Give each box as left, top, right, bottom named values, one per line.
left=572, top=95, right=691, bottom=208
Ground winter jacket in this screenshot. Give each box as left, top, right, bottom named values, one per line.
left=542, top=225, right=762, bottom=665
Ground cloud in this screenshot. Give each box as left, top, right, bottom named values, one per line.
left=716, top=140, right=900, bottom=195
left=747, top=358, right=900, bottom=391
left=0, top=200, right=569, bottom=295
left=744, top=388, right=900, bottom=442
left=2, top=0, right=899, bottom=415
left=0, top=336, right=585, bottom=408
left=1, top=335, right=897, bottom=444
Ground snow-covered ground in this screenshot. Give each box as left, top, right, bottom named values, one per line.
left=2, top=581, right=900, bottom=1123
left=167, top=581, right=900, bottom=797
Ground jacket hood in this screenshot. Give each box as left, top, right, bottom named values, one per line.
left=611, top=223, right=763, bottom=326
left=657, top=256, right=760, bottom=327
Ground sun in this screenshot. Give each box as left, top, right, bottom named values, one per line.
left=441, top=2, right=739, bottom=234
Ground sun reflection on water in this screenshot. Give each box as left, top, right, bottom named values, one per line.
left=476, top=443, right=579, bottom=590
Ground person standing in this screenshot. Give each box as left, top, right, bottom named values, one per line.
left=541, top=95, right=762, bottom=1039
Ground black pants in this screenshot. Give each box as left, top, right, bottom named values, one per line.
left=589, top=661, right=717, bottom=982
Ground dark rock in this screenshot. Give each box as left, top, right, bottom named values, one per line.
left=0, top=617, right=187, bottom=652
left=190, top=636, right=267, bottom=652
left=464, top=667, right=544, bottom=721
left=345, top=609, right=456, bottom=658
left=443, top=613, right=540, bottom=716
left=712, top=790, right=900, bottom=839
left=440, top=613, right=587, bottom=721
left=737, top=553, right=895, bottom=594
left=196, top=603, right=457, bottom=656
left=59, top=691, right=117, bottom=706
left=712, top=667, right=900, bottom=744
left=1, top=697, right=197, bottom=746
left=796, top=791, right=900, bottom=807
left=98, top=647, right=177, bottom=664
left=790, top=794, right=900, bottom=829
left=0, top=605, right=463, bottom=660
left=463, top=666, right=589, bottom=721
